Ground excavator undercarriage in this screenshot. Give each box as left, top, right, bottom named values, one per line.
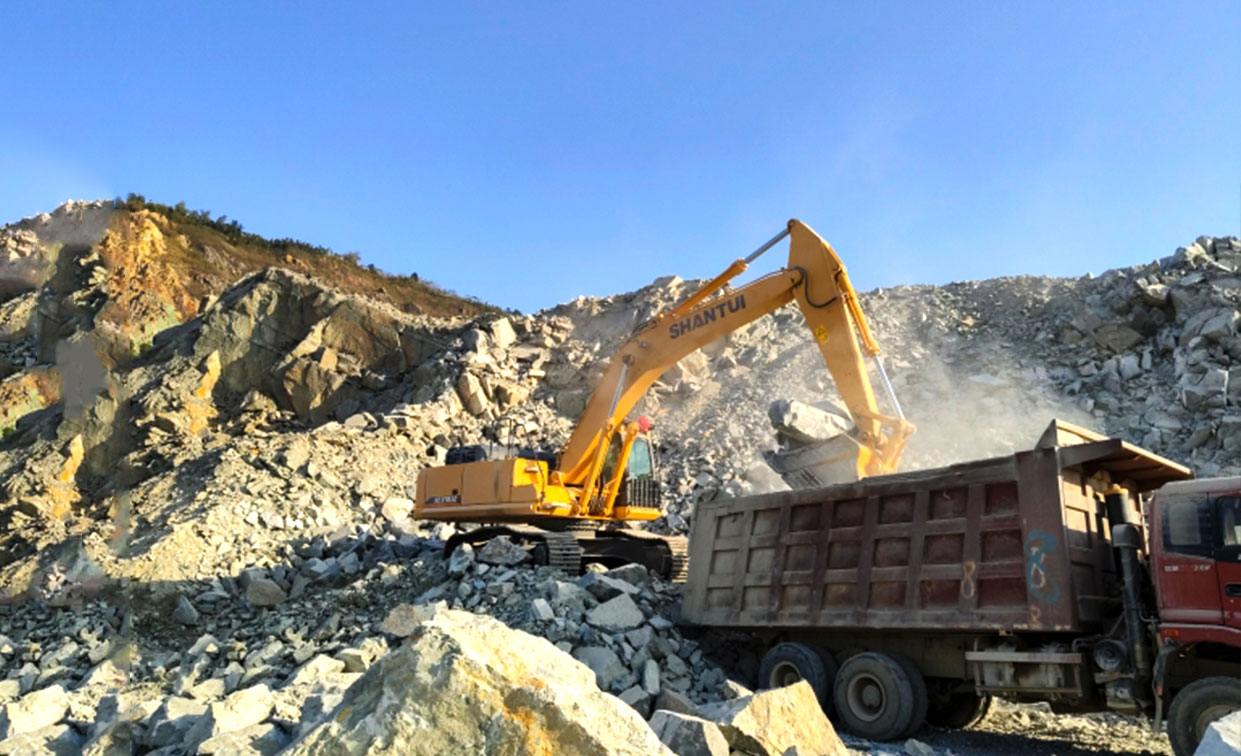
left=445, top=522, right=689, bottom=582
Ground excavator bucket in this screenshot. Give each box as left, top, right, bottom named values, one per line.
left=763, top=398, right=867, bottom=488
left=764, top=434, right=863, bottom=488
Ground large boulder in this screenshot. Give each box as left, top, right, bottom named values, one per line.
left=489, top=317, right=518, bottom=350
left=456, top=371, right=490, bottom=416
left=183, top=684, right=275, bottom=748
left=585, top=594, right=645, bottom=631
left=768, top=399, right=852, bottom=444
left=696, top=681, right=846, bottom=756
left=0, top=685, right=69, bottom=738
left=285, top=607, right=671, bottom=755
left=0, top=724, right=81, bottom=755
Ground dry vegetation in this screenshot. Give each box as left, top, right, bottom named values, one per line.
left=119, top=194, right=496, bottom=319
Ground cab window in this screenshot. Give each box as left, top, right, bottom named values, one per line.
left=1219, top=497, right=1241, bottom=549
left=627, top=437, right=654, bottom=478
left=1162, top=497, right=1216, bottom=558
left=600, top=435, right=623, bottom=483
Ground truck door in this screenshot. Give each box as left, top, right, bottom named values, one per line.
left=1216, top=497, right=1241, bottom=629
left=1155, top=495, right=1223, bottom=625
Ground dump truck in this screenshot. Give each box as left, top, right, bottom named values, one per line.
left=680, top=420, right=1241, bottom=756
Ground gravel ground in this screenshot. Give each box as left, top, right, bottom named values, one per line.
left=907, top=700, right=1170, bottom=756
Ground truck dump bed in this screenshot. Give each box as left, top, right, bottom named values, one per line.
left=682, top=421, right=1191, bottom=634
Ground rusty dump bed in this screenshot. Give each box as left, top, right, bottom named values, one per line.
left=683, top=421, right=1191, bottom=634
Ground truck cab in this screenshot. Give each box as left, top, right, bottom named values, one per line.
left=1151, top=478, right=1241, bottom=634
left=1147, top=477, right=1241, bottom=754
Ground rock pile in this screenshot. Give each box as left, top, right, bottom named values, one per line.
left=0, top=524, right=831, bottom=754
left=1, top=201, right=1232, bottom=754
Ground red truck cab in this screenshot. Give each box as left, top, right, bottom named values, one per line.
left=1147, top=477, right=1241, bottom=752
left=1151, top=478, right=1241, bottom=639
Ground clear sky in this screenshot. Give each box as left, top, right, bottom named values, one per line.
left=2, top=2, right=1238, bottom=312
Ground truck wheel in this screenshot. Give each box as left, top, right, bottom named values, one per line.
left=758, top=642, right=838, bottom=714
left=926, top=691, right=992, bottom=729
left=833, top=652, right=919, bottom=741
left=888, top=654, right=928, bottom=738
left=1167, top=676, right=1241, bottom=756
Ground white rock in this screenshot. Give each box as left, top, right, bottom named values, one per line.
left=197, top=722, right=286, bottom=755
left=0, top=723, right=80, bottom=755
left=455, top=372, right=489, bottom=416
left=530, top=598, right=555, bottom=622
left=1196, top=709, right=1241, bottom=756
left=380, top=497, right=414, bottom=522
left=696, top=681, right=846, bottom=756
left=147, top=696, right=208, bottom=748
left=188, top=684, right=274, bottom=744
left=489, top=318, right=517, bottom=350
left=0, top=685, right=68, bottom=737
left=642, top=659, right=661, bottom=696
left=1118, top=354, right=1142, bottom=380
left=448, top=543, right=475, bottom=576
left=476, top=536, right=530, bottom=566
left=586, top=594, right=645, bottom=632
left=284, top=608, right=670, bottom=755
left=285, top=655, right=347, bottom=687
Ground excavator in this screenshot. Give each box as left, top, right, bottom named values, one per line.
left=414, top=219, right=914, bottom=580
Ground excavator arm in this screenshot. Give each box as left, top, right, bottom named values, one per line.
left=557, top=219, right=914, bottom=512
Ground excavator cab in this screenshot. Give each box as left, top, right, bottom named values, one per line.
left=606, top=432, right=660, bottom=509
left=592, top=419, right=661, bottom=514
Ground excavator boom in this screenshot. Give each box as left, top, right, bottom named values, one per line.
left=558, top=219, right=913, bottom=496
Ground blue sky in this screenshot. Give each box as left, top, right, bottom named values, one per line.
left=2, top=2, right=1238, bottom=312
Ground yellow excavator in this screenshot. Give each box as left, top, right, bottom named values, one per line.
left=415, top=219, right=914, bottom=580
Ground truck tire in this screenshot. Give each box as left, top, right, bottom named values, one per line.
left=926, top=691, right=992, bottom=729
left=758, top=642, right=838, bottom=714
left=1167, top=676, right=1241, bottom=756
left=833, top=652, right=919, bottom=741
left=888, top=654, right=928, bottom=738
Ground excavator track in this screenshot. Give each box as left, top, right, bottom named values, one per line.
left=539, top=530, right=585, bottom=574
left=601, top=528, right=689, bottom=583
left=667, top=537, right=689, bottom=583
left=444, top=524, right=585, bottom=575
left=444, top=524, right=688, bottom=582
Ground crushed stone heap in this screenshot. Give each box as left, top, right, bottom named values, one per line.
left=2, top=200, right=1234, bottom=754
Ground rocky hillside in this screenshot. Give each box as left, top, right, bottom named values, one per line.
left=0, top=200, right=1238, bottom=754
left=0, top=199, right=491, bottom=436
